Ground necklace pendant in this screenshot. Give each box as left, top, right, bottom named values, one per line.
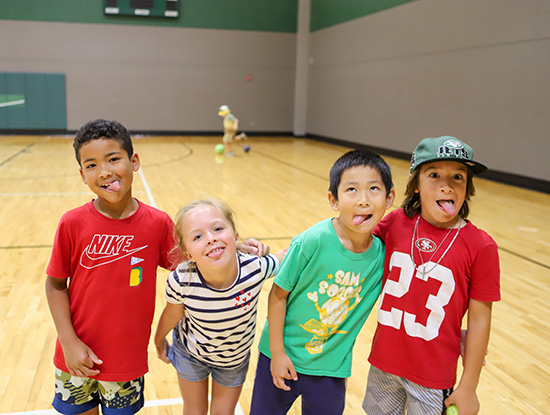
left=410, top=215, right=462, bottom=282
left=416, top=266, right=429, bottom=280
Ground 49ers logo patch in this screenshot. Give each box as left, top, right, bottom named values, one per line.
left=415, top=238, right=436, bottom=252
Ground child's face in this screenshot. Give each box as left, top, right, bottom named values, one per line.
left=79, top=138, right=139, bottom=204
left=416, top=161, right=468, bottom=228
left=181, top=205, right=238, bottom=272
left=329, top=165, right=394, bottom=236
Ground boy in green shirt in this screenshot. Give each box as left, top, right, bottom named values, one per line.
left=250, top=149, right=395, bottom=415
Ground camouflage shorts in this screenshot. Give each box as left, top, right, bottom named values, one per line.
left=52, top=369, right=144, bottom=415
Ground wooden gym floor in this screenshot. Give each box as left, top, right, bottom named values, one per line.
left=0, top=135, right=548, bottom=415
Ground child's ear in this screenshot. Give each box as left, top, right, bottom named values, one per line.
left=79, top=168, right=87, bottom=185
left=131, top=153, right=141, bottom=172
left=386, top=188, right=396, bottom=209
left=328, top=191, right=339, bottom=212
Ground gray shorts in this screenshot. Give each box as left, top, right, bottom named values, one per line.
left=363, top=365, right=452, bottom=415
left=168, top=332, right=250, bottom=388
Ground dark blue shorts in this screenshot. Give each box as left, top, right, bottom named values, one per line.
left=249, top=352, right=346, bottom=415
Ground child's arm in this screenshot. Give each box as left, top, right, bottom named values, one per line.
left=45, top=276, right=103, bottom=377
left=154, top=302, right=185, bottom=364
left=445, top=299, right=493, bottom=415
left=268, top=283, right=297, bottom=391
left=273, top=247, right=289, bottom=265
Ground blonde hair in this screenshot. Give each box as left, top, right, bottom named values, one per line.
left=172, top=198, right=237, bottom=265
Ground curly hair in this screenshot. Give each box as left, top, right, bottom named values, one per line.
left=73, top=119, right=134, bottom=165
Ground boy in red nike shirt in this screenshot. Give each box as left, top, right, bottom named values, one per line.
left=45, top=119, right=177, bottom=415
left=45, top=119, right=266, bottom=415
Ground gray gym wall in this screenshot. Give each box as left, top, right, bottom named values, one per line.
left=0, top=20, right=296, bottom=133
left=0, top=0, right=548, bottom=185
left=307, top=0, right=550, bottom=185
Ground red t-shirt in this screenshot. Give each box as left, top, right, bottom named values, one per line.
left=47, top=200, right=176, bottom=381
left=368, top=209, right=500, bottom=389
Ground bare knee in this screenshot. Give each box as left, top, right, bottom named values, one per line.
left=183, top=405, right=208, bottom=415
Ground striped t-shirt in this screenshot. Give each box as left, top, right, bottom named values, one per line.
left=166, top=252, right=279, bottom=368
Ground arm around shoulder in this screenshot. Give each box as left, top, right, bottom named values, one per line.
left=273, top=247, right=289, bottom=265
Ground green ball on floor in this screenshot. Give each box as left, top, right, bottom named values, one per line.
left=215, top=144, right=225, bottom=155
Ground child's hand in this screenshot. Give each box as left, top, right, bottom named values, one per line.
left=155, top=338, right=171, bottom=364
left=444, top=387, right=480, bottom=415
left=61, top=338, right=102, bottom=377
left=270, top=352, right=298, bottom=391
left=238, top=238, right=271, bottom=256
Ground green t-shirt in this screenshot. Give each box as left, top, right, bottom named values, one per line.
left=258, top=218, right=385, bottom=378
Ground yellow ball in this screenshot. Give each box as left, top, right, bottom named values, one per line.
left=446, top=405, right=458, bottom=415
left=215, top=144, right=225, bottom=155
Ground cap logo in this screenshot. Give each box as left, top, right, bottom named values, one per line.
left=438, top=139, right=470, bottom=160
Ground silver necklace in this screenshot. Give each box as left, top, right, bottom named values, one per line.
left=410, top=215, right=462, bottom=277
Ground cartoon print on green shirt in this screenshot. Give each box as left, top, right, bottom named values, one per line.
left=300, top=269, right=364, bottom=354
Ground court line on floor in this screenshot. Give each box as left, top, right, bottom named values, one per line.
left=0, top=398, right=244, bottom=415
left=498, top=246, right=550, bottom=270
left=0, top=144, right=34, bottom=167
left=140, top=142, right=194, bottom=168
left=253, top=149, right=327, bottom=181
left=138, top=168, right=156, bottom=208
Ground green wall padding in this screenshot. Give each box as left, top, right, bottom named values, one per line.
left=310, top=0, right=417, bottom=31
left=0, top=0, right=417, bottom=33
left=0, top=0, right=298, bottom=33
left=0, top=72, right=66, bottom=130
left=2, top=73, right=27, bottom=128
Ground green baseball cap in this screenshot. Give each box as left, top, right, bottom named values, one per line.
left=410, top=136, right=487, bottom=174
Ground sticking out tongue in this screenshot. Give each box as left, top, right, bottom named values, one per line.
left=353, top=215, right=367, bottom=226
left=107, top=181, right=121, bottom=191
left=439, top=200, right=456, bottom=216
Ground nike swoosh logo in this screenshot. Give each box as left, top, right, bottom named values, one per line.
left=80, top=245, right=148, bottom=269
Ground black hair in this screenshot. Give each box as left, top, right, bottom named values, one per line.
left=73, top=119, right=134, bottom=165
left=329, top=149, right=394, bottom=200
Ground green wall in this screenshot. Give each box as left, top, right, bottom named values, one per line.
left=0, top=0, right=416, bottom=33
left=0, top=73, right=67, bottom=130
left=310, top=0, right=417, bottom=31
left=0, top=0, right=298, bottom=32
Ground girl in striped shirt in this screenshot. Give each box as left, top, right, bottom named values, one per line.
left=154, top=198, right=286, bottom=415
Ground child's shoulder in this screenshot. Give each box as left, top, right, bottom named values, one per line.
left=463, top=220, right=498, bottom=247
left=292, top=218, right=333, bottom=245
left=59, top=200, right=172, bottom=228
left=237, top=251, right=278, bottom=269
left=384, top=208, right=406, bottom=222
left=136, top=201, right=173, bottom=222
left=58, top=200, right=94, bottom=223
left=172, top=261, right=198, bottom=281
